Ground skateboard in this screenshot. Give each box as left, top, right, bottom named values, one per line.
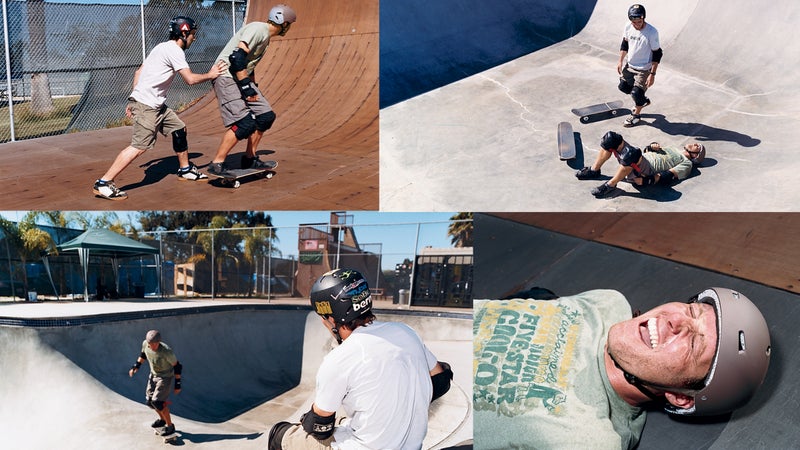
left=208, top=161, right=278, bottom=188
left=557, top=121, right=576, bottom=160
left=571, top=100, right=625, bottom=123
left=154, top=428, right=179, bottom=444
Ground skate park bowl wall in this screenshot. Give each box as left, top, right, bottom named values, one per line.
left=380, top=0, right=800, bottom=211
left=0, top=304, right=472, bottom=449
left=379, top=0, right=596, bottom=108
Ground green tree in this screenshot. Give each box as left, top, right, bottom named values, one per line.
left=447, top=212, right=474, bottom=248
left=0, top=212, right=56, bottom=298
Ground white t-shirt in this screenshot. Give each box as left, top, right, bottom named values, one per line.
left=314, top=321, right=438, bottom=450
left=130, top=40, right=189, bottom=108
left=623, top=22, right=660, bottom=70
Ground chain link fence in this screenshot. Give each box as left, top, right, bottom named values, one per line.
left=1, top=0, right=245, bottom=143
left=1, top=219, right=474, bottom=308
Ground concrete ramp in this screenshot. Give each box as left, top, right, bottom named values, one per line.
left=0, top=305, right=471, bottom=449
left=381, top=0, right=800, bottom=211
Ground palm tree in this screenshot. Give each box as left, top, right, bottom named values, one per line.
left=0, top=212, right=56, bottom=299
left=447, top=212, right=474, bottom=248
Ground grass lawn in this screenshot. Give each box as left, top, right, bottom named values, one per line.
left=0, top=96, right=81, bottom=142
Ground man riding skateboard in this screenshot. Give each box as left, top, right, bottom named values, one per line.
left=206, top=4, right=297, bottom=178
left=129, top=330, right=183, bottom=438
left=617, top=4, right=662, bottom=127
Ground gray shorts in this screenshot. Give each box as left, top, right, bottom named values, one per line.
left=128, top=99, right=185, bottom=151
left=212, top=76, right=273, bottom=127
left=279, top=423, right=335, bottom=450
left=145, top=373, right=174, bottom=403
left=620, top=64, right=650, bottom=91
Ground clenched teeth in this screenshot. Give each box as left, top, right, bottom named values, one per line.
left=647, top=317, right=658, bottom=348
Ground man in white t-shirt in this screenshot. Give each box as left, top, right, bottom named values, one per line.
left=268, top=268, right=454, bottom=450
left=616, top=4, right=662, bottom=127
left=92, top=16, right=224, bottom=200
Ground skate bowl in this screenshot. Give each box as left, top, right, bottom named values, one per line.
left=0, top=303, right=471, bottom=449
left=0, top=0, right=378, bottom=210
left=381, top=0, right=800, bottom=211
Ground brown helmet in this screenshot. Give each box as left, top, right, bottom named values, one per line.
left=667, top=288, right=771, bottom=416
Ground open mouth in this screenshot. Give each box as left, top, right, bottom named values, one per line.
left=640, top=317, right=659, bottom=348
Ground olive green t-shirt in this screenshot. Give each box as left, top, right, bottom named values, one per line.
left=141, top=341, right=177, bottom=377
left=473, top=290, right=646, bottom=450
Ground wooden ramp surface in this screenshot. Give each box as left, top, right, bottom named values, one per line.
left=491, top=213, right=800, bottom=295
left=0, top=0, right=378, bottom=210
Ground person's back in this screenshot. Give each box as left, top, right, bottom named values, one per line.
left=317, top=320, right=434, bottom=449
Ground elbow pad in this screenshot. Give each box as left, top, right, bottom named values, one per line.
left=652, top=48, right=663, bottom=63
left=620, top=39, right=629, bottom=52
left=229, top=47, right=249, bottom=72
left=140, top=352, right=147, bottom=360
left=431, top=362, right=454, bottom=402
left=300, top=408, right=335, bottom=441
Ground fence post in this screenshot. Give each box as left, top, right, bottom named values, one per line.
left=2, top=0, right=15, bottom=142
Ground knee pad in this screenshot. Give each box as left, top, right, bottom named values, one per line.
left=231, top=114, right=257, bottom=140
left=618, top=79, right=633, bottom=94
left=152, top=400, right=166, bottom=411
left=255, top=111, right=276, bottom=132
left=631, top=86, right=648, bottom=106
left=171, top=127, right=188, bottom=152
left=268, top=421, right=294, bottom=450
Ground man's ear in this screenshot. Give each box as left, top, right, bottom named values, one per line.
left=664, top=391, right=695, bottom=409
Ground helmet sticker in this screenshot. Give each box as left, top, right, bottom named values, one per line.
left=315, top=300, right=333, bottom=315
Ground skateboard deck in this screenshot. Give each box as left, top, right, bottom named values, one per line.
left=154, top=429, right=179, bottom=444
left=208, top=161, right=278, bottom=188
left=571, top=100, right=624, bottom=123
left=557, top=122, right=576, bottom=160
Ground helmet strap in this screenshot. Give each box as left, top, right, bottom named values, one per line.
left=330, top=325, right=343, bottom=345
left=608, top=349, right=665, bottom=402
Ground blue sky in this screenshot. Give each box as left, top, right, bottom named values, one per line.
left=0, top=211, right=463, bottom=271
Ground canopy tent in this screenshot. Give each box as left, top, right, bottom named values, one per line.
left=47, top=229, right=160, bottom=301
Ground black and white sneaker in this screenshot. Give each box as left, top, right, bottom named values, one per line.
left=575, top=167, right=601, bottom=180
left=623, top=114, right=641, bottom=127
left=177, top=163, right=208, bottom=181
left=92, top=180, right=128, bottom=200
left=159, top=424, right=176, bottom=436
left=151, top=419, right=166, bottom=429
left=591, top=182, right=615, bottom=198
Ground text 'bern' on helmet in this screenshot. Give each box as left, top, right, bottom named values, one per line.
left=667, top=287, right=771, bottom=416
left=270, top=4, right=298, bottom=25
left=310, top=268, right=372, bottom=324
left=628, top=4, right=646, bottom=20
left=169, top=16, right=197, bottom=39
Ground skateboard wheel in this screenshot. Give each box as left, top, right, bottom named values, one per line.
left=581, top=116, right=589, bottom=123
left=233, top=180, right=241, bottom=188
left=612, top=110, right=618, bottom=116
left=266, top=172, right=274, bottom=179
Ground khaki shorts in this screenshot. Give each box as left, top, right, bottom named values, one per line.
left=145, top=373, right=174, bottom=403
left=128, top=99, right=185, bottom=151
left=620, top=64, right=651, bottom=91
left=212, top=76, right=273, bottom=127
left=279, top=423, right=335, bottom=450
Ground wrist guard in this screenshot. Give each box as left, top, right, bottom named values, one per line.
left=174, top=378, right=181, bottom=390
left=431, top=361, right=454, bottom=402
left=300, top=407, right=335, bottom=440
left=237, top=77, right=257, bottom=99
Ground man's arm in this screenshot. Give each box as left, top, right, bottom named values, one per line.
left=173, top=361, right=182, bottom=394
left=299, top=403, right=336, bottom=441
left=128, top=352, right=146, bottom=377
left=228, top=42, right=259, bottom=101
left=177, top=61, right=224, bottom=86
left=617, top=38, right=629, bottom=74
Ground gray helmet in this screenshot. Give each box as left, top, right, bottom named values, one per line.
left=667, top=288, right=771, bottom=416
left=628, top=4, right=646, bottom=20
left=269, top=4, right=297, bottom=25
left=310, top=268, right=372, bottom=325
left=686, top=143, right=706, bottom=165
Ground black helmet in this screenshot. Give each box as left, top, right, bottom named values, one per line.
left=666, top=288, right=771, bottom=416
left=600, top=131, right=624, bottom=151
left=310, top=268, right=373, bottom=325
left=628, top=4, right=646, bottom=20
left=169, top=16, right=197, bottom=40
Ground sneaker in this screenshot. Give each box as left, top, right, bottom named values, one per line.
left=92, top=180, right=128, bottom=200
left=151, top=419, right=166, bottom=428
left=207, top=162, right=232, bottom=177
left=241, top=155, right=276, bottom=170
left=177, top=163, right=208, bottom=181
left=591, top=182, right=615, bottom=198
left=159, top=424, right=176, bottom=436
left=623, top=114, right=641, bottom=127
left=575, top=167, right=601, bottom=180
